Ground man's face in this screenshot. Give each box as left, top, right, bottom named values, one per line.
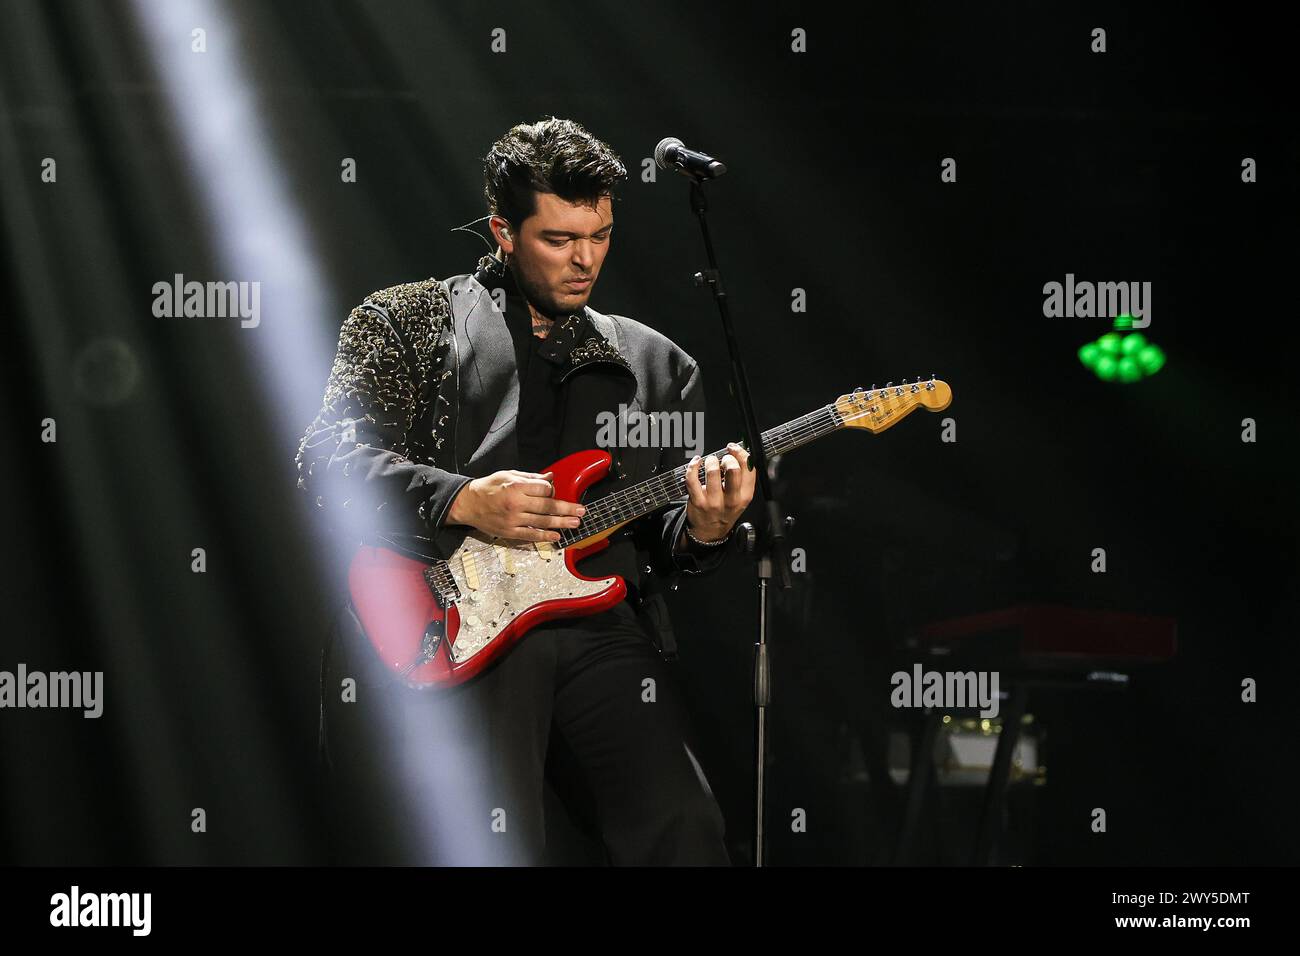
left=492, top=192, right=612, bottom=319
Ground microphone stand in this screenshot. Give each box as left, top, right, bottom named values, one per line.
left=684, top=175, right=793, bottom=867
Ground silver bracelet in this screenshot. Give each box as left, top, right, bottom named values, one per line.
left=685, top=525, right=731, bottom=548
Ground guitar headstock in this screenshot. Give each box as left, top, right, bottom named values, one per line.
left=834, top=377, right=952, bottom=433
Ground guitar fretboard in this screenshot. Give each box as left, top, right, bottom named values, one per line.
left=558, top=403, right=844, bottom=547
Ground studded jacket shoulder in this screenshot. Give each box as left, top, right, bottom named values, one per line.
left=294, top=278, right=469, bottom=556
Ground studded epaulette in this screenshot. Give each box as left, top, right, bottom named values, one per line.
left=295, top=278, right=457, bottom=499
left=358, top=278, right=455, bottom=456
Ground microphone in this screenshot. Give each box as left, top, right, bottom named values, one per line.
left=654, top=137, right=728, bottom=180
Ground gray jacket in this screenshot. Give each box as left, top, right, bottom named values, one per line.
left=296, top=255, right=730, bottom=660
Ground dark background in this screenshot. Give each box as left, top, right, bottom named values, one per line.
left=1, top=0, right=1296, bottom=865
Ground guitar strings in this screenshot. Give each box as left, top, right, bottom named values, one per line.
left=572, top=409, right=837, bottom=529
left=454, top=406, right=840, bottom=558
left=447, top=400, right=888, bottom=563
left=446, top=395, right=919, bottom=563
left=560, top=399, right=884, bottom=532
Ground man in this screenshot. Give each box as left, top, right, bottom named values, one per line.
left=298, top=117, right=755, bottom=865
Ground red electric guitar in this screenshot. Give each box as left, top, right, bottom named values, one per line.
left=349, top=379, right=953, bottom=688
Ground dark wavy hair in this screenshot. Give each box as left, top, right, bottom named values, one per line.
left=483, top=117, right=628, bottom=230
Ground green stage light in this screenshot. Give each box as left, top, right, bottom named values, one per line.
left=1137, top=344, right=1165, bottom=374
left=1120, top=331, right=1147, bottom=355
left=1077, top=315, right=1166, bottom=382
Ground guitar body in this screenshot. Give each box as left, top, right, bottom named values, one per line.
left=347, top=449, right=626, bottom=689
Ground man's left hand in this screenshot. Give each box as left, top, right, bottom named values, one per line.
left=683, top=442, right=757, bottom=542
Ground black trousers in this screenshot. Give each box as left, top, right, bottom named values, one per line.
left=321, top=598, right=730, bottom=866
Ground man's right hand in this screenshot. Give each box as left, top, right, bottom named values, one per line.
left=445, top=470, right=586, bottom=543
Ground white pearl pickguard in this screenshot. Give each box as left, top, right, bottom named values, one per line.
left=441, top=533, right=618, bottom=664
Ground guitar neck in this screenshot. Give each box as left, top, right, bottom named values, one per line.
left=558, top=378, right=952, bottom=547
left=557, top=403, right=844, bottom=547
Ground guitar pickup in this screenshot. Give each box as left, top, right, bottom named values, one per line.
left=458, top=551, right=481, bottom=590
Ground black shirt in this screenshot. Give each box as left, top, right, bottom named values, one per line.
left=491, top=267, right=579, bottom=473
left=504, top=298, right=563, bottom=473
left=478, top=258, right=587, bottom=473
